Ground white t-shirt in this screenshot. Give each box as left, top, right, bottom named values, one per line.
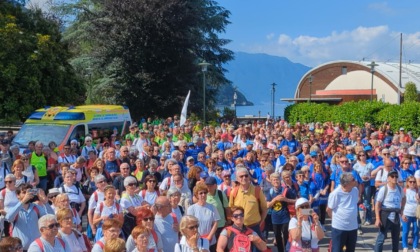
left=120, top=193, right=143, bottom=212
left=154, top=214, right=179, bottom=250
left=353, top=162, right=374, bottom=181
left=174, top=236, right=210, bottom=252
left=327, top=186, right=359, bottom=231
left=403, top=188, right=418, bottom=217
left=59, top=184, right=86, bottom=204
left=0, top=188, right=19, bottom=211
left=88, top=191, right=105, bottom=210
left=375, top=169, right=403, bottom=184
left=94, top=202, right=122, bottom=219
left=288, top=217, right=319, bottom=249
left=186, top=203, right=221, bottom=245
left=414, top=170, right=420, bottom=179
left=376, top=185, right=404, bottom=221
left=139, top=190, right=159, bottom=205
left=126, top=231, right=163, bottom=252
left=58, top=230, right=87, bottom=252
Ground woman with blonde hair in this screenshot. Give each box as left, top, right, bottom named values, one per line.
left=175, top=215, right=210, bottom=252
left=401, top=175, right=419, bottom=252
left=20, top=154, right=40, bottom=187
left=56, top=208, right=87, bottom=252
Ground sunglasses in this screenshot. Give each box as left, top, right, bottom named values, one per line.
left=339, top=161, right=348, bottom=164
left=127, top=183, right=137, bottom=187
left=408, top=181, right=416, bottom=183
left=239, top=174, right=249, bottom=179
left=232, top=213, right=244, bottom=219
left=187, top=225, right=199, bottom=230
left=44, top=223, right=60, bottom=229
left=390, top=175, right=398, bottom=178
left=383, top=153, right=390, bottom=156
left=5, top=180, right=14, bottom=184
left=143, top=217, right=155, bottom=222
left=300, top=205, right=310, bottom=209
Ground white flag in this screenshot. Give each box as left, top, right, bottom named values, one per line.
left=180, top=90, right=191, bottom=126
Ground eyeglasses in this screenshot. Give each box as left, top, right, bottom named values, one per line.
left=5, top=180, right=14, bottom=184
left=300, top=205, right=310, bottom=209
left=383, top=153, right=390, bottom=156
left=260, top=159, right=267, bottom=162
left=127, top=183, right=137, bottom=187
left=86, top=140, right=92, bottom=142
left=199, top=191, right=208, bottom=195
left=239, top=174, right=249, bottom=179
left=358, top=155, right=365, bottom=157
left=148, top=180, right=156, bottom=183
left=44, top=223, right=60, bottom=229
left=97, top=180, right=106, bottom=184
left=408, top=181, right=416, bottom=183
left=21, top=158, right=28, bottom=161
left=232, top=213, right=244, bottom=219
left=339, top=160, right=348, bottom=164
left=390, top=175, right=398, bottom=178
left=216, top=169, right=223, bottom=171
left=404, top=162, right=411, bottom=164
left=187, top=224, right=199, bottom=230
left=143, top=217, right=155, bottom=222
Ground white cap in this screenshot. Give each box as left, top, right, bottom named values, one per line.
left=295, top=197, right=309, bottom=210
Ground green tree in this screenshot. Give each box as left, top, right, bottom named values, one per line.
left=0, top=1, right=85, bottom=122
left=58, top=0, right=233, bottom=120
left=404, top=81, right=418, bottom=103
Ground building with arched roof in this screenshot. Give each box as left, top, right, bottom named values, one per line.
left=282, top=60, right=420, bottom=104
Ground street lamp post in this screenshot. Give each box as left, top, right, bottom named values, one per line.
left=308, top=74, right=313, bottom=103
left=271, top=83, right=277, bottom=119
left=199, top=61, right=211, bottom=125
left=233, top=89, right=237, bottom=120
left=367, top=61, right=379, bottom=102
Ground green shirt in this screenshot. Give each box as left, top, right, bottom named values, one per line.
left=206, top=190, right=229, bottom=228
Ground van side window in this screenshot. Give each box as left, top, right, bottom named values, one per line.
left=68, top=125, right=86, bottom=144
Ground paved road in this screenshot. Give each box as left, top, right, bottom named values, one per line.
left=266, top=217, right=407, bottom=252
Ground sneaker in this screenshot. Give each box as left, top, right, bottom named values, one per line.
left=363, top=221, right=371, bottom=226
left=358, top=228, right=363, bottom=235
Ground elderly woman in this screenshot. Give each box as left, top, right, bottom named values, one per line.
left=216, top=206, right=267, bottom=252
left=20, top=154, right=39, bottom=187
left=401, top=175, right=419, bottom=252
left=218, top=170, right=233, bottom=198
left=93, top=185, right=123, bottom=241
left=288, top=198, right=325, bottom=252
left=168, top=187, right=184, bottom=220
left=54, top=193, right=82, bottom=230
left=126, top=208, right=163, bottom=252
left=187, top=183, right=220, bottom=251
left=58, top=170, right=86, bottom=217
left=70, top=156, right=88, bottom=183
left=56, top=208, right=87, bottom=252
left=0, top=174, right=19, bottom=236
left=121, top=176, right=144, bottom=238
left=92, top=218, right=123, bottom=252
left=175, top=215, right=210, bottom=252
left=27, top=214, right=69, bottom=251
left=148, top=159, right=162, bottom=183
left=130, top=225, right=158, bottom=252
left=12, top=160, right=29, bottom=187
left=353, top=151, right=374, bottom=225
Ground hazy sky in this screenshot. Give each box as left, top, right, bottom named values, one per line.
left=217, top=0, right=420, bottom=67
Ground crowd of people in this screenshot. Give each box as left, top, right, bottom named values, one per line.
left=0, top=118, right=418, bottom=252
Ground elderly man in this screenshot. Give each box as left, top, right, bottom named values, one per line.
left=229, top=167, right=267, bottom=246
left=104, top=147, right=121, bottom=179
left=374, top=170, right=405, bottom=252
left=30, top=141, right=48, bottom=192
left=6, top=183, right=54, bottom=250
left=327, top=172, right=359, bottom=252
left=27, top=214, right=70, bottom=252
left=153, top=196, right=179, bottom=250
left=113, top=163, right=137, bottom=198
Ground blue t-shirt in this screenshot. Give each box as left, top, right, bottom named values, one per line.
left=330, top=168, right=362, bottom=189
left=279, top=138, right=299, bottom=153
left=267, top=187, right=290, bottom=224
left=298, top=181, right=311, bottom=200
left=105, top=160, right=120, bottom=174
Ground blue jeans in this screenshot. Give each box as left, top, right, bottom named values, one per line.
left=402, top=216, right=419, bottom=249
left=362, top=181, right=372, bottom=223
left=374, top=218, right=400, bottom=252
left=248, top=223, right=264, bottom=252
left=331, top=227, right=357, bottom=252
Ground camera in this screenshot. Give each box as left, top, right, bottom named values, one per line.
left=28, top=188, right=39, bottom=203
left=301, top=208, right=313, bottom=216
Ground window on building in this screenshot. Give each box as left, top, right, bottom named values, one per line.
left=341, top=66, right=347, bottom=75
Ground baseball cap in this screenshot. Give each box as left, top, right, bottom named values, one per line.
left=186, top=156, right=194, bottom=162
left=205, top=176, right=217, bottom=185
left=200, top=171, right=209, bottom=179
left=400, top=127, right=405, bottom=131
left=310, top=151, right=318, bottom=157
left=363, top=145, right=372, bottom=152
left=295, top=197, right=309, bottom=210
left=188, top=142, right=194, bottom=147
left=114, top=141, right=121, bottom=145
left=388, top=170, right=398, bottom=177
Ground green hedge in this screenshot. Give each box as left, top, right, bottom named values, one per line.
left=284, top=101, right=420, bottom=136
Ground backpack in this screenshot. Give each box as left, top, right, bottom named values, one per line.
left=217, top=189, right=227, bottom=221
left=281, top=182, right=300, bottom=217
left=61, top=184, right=81, bottom=196
left=226, top=226, right=253, bottom=252
left=35, top=237, right=65, bottom=252
left=96, top=240, right=105, bottom=249
left=381, top=184, right=403, bottom=203
left=98, top=201, right=121, bottom=216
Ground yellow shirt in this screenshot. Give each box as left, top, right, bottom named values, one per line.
left=229, top=185, right=267, bottom=226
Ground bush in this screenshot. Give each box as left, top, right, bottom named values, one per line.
left=284, top=101, right=420, bottom=136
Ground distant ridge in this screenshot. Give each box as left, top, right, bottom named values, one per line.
left=223, top=52, right=310, bottom=107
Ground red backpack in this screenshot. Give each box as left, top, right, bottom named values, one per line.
left=141, top=189, right=160, bottom=199
left=35, top=237, right=65, bottom=252
left=226, top=226, right=253, bottom=252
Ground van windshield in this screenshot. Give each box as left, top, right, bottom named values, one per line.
left=12, top=124, right=70, bottom=148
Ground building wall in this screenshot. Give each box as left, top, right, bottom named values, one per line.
left=295, top=62, right=400, bottom=104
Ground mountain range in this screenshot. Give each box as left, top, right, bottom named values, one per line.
left=218, top=52, right=311, bottom=117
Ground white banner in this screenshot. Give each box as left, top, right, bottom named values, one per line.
left=180, top=90, right=191, bottom=126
